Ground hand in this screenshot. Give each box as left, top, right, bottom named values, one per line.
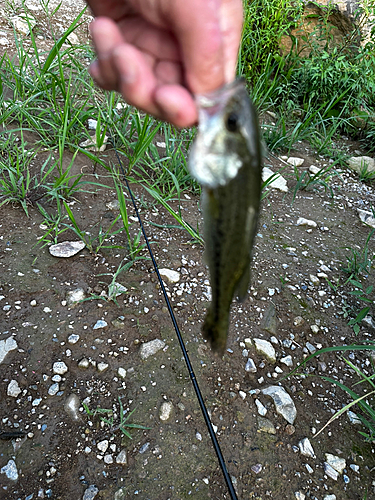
left=87, top=0, right=243, bottom=127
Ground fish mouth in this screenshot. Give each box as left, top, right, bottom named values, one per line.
left=195, top=78, right=247, bottom=117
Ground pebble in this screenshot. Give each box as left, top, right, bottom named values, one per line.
left=159, top=268, right=180, bottom=283
left=64, top=394, right=81, bottom=421
left=251, top=463, right=263, bottom=474
left=48, top=383, right=60, bottom=396
left=296, top=217, right=317, bottom=228
left=285, top=424, right=295, bottom=435
left=251, top=338, right=276, bottom=363
left=298, top=437, right=316, bottom=458
left=350, top=464, right=359, bottom=473
left=116, top=450, right=127, bottom=465
left=325, top=453, right=346, bottom=474
left=30, top=299, right=37, bottom=306
left=139, top=442, right=150, bottom=454
left=68, top=334, right=80, bottom=344
left=66, top=288, right=85, bottom=305
left=78, top=358, right=90, bottom=369
left=53, top=361, right=68, bottom=375
left=7, top=379, right=21, bottom=398
left=1, top=459, right=18, bottom=481
left=280, top=355, right=293, bottom=367
left=80, top=134, right=108, bottom=152
left=305, top=342, right=316, bottom=354
left=305, top=464, right=314, bottom=473
left=347, top=155, right=375, bottom=174
left=323, top=496, right=336, bottom=500
left=262, top=385, right=297, bottom=424
left=310, top=325, right=319, bottom=334
left=82, top=485, right=99, bottom=500
left=97, top=362, right=109, bottom=373
left=293, top=316, right=304, bottom=326
left=295, top=492, right=305, bottom=500
left=49, top=241, right=85, bottom=258
left=262, top=167, right=288, bottom=192
left=245, top=358, right=257, bottom=373
left=104, top=454, right=113, bottom=464
left=159, top=401, right=173, bottom=421
left=139, top=339, right=166, bottom=360
left=93, top=320, right=108, bottom=329
left=257, top=416, right=276, bottom=434
left=255, top=399, right=267, bottom=416
left=118, top=367, right=127, bottom=379
left=0, top=336, right=18, bottom=364
left=287, top=157, right=304, bottom=167
left=97, top=440, right=109, bottom=453
left=324, top=462, right=339, bottom=481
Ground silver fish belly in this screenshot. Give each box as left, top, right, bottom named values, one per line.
left=188, top=79, right=262, bottom=353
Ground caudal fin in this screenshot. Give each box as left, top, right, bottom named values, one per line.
left=202, top=307, right=229, bottom=354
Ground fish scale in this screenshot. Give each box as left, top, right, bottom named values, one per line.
left=189, top=79, right=262, bottom=353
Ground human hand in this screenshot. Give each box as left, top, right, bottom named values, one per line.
left=87, top=0, right=243, bottom=127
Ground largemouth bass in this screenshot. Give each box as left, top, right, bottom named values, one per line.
left=188, top=79, right=262, bottom=353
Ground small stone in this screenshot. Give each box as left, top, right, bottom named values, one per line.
left=159, top=401, right=173, bottom=421
left=255, top=399, right=267, bottom=416
left=0, top=337, right=18, bottom=364
left=296, top=217, right=317, bottom=228
left=305, top=342, right=316, bottom=354
left=159, top=268, right=180, bottom=283
left=49, top=241, right=85, bottom=258
left=139, top=339, right=165, bottom=360
left=324, top=462, right=339, bottom=481
left=68, top=334, right=80, bottom=344
left=252, top=338, right=276, bottom=363
left=64, top=394, right=81, bottom=421
left=309, top=165, right=321, bottom=175
left=280, top=355, right=293, bottom=367
left=347, top=156, right=375, bottom=175
left=104, top=454, right=113, bottom=464
left=262, top=167, right=288, bottom=192
left=285, top=424, right=295, bottom=435
left=257, top=416, right=276, bottom=434
left=239, top=390, right=247, bottom=400
left=83, top=485, right=99, bottom=500
left=7, top=379, right=21, bottom=398
left=118, top=367, right=127, bottom=379
left=323, top=495, right=337, bottom=500
left=309, top=274, right=320, bottom=286
left=97, top=362, right=109, bottom=373
left=12, top=14, right=36, bottom=36
left=53, top=361, right=68, bottom=375
left=1, top=459, right=18, bottom=481
left=325, top=453, right=346, bottom=474
left=350, top=464, right=359, bottom=473
left=251, top=464, right=263, bottom=474
left=78, top=358, right=90, bottom=369
left=97, top=440, right=109, bottom=453
left=93, top=320, right=108, bottom=329
left=48, top=383, right=59, bottom=396
left=32, top=398, right=42, bottom=406
left=305, top=464, right=314, bottom=473
left=357, top=208, right=375, bottom=229
left=287, top=157, right=304, bottom=167
left=261, top=303, right=277, bottom=334
left=298, top=437, right=316, bottom=458
left=310, top=325, right=319, bottom=334
left=80, top=134, right=108, bottom=152
left=116, top=450, right=127, bottom=465
left=245, top=358, right=257, bottom=373
left=262, top=385, right=297, bottom=424
left=66, top=288, right=85, bottom=305
left=139, top=442, right=150, bottom=454
left=30, top=300, right=37, bottom=306
left=295, top=492, right=306, bottom=500
left=293, top=316, right=304, bottom=326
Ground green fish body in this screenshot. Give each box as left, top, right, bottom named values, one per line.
left=188, top=80, right=262, bottom=353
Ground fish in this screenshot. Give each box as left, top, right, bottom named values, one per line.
left=188, top=79, right=262, bottom=353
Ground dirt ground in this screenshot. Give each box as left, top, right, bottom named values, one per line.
left=0, top=2, right=375, bottom=500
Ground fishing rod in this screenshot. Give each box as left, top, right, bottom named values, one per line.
left=111, top=139, right=239, bottom=500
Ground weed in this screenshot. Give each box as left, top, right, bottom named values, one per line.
left=83, top=397, right=150, bottom=439
left=341, top=228, right=375, bottom=280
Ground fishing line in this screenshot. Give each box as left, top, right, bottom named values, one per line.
left=111, top=140, right=239, bottom=500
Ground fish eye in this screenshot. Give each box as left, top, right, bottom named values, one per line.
left=226, top=112, right=239, bottom=132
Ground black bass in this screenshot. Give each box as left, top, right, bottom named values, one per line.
left=188, top=79, right=262, bottom=353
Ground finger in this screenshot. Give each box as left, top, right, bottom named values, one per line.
left=89, top=17, right=124, bottom=90
left=220, top=0, right=243, bottom=82
left=154, top=85, right=198, bottom=128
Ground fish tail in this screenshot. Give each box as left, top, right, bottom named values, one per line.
left=202, top=307, right=229, bottom=354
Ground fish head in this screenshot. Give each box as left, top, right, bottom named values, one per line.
left=188, top=79, right=260, bottom=188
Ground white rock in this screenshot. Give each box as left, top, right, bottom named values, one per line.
left=239, top=391, right=247, bottom=400
left=97, top=362, right=109, bottom=373
left=49, top=241, right=85, bottom=258
left=296, top=217, right=317, bottom=228
left=298, top=437, right=316, bottom=458
left=310, top=325, right=319, bottom=334
left=0, top=37, right=9, bottom=46
left=78, top=358, right=90, bottom=369
left=68, top=334, right=80, bottom=344
left=295, top=492, right=306, bottom=500
left=287, top=157, right=304, bottom=167
left=104, top=454, right=113, bottom=464
left=252, top=338, right=276, bottom=363
left=80, top=134, right=108, bottom=152
left=53, top=361, right=68, bottom=375
left=347, top=156, right=375, bottom=174
left=67, top=32, right=79, bottom=45
left=309, top=274, right=320, bottom=286
left=48, top=383, right=59, bottom=396
left=30, top=300, right=37, bottom=306
left=66, top=288, right=85, bottom=305
left=118, top=367, right=127, bottom=379
left=323, top=495, right=336, bottom=500
left=357, top=208, right=375, bottom=228
left=64, top=393, right=81, bottom=421
left=0, top=337, right=18, bottom=364
left=116, top=449, right=127, bottom=465
left=1, top=459, right=18, bottom=481
left=139, top=339, right=165, bottom=360
left=280, top=355, right=293, bottom=367
left=12, top=14, right=36, bottom=35
left=255, top=399, right=267, bottom=416
left=309, top=166, right=321, bottom=175
left=325, top=453, right=346, bottom=474
left=93, top=320, right=108, bottom=329
left=83, top=485, right=99, bottom=500
left=347, top=410, right=362, bottom=425
left=97, top=440, right=109, bottom=453
left=88, top=119, right=98, bottom=130
left=245, top=358, right=257, bottom=373
left=262, top=167, right=288, bottom=192
left=159, top=268, right=180, bottom=283
left=7, top=380, right=21, bottom=398
left=324, top=462, right=338, bottom=480
left=262, top=385, right=297, bottom=424
left=159, top=401, right=173, bottom=421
